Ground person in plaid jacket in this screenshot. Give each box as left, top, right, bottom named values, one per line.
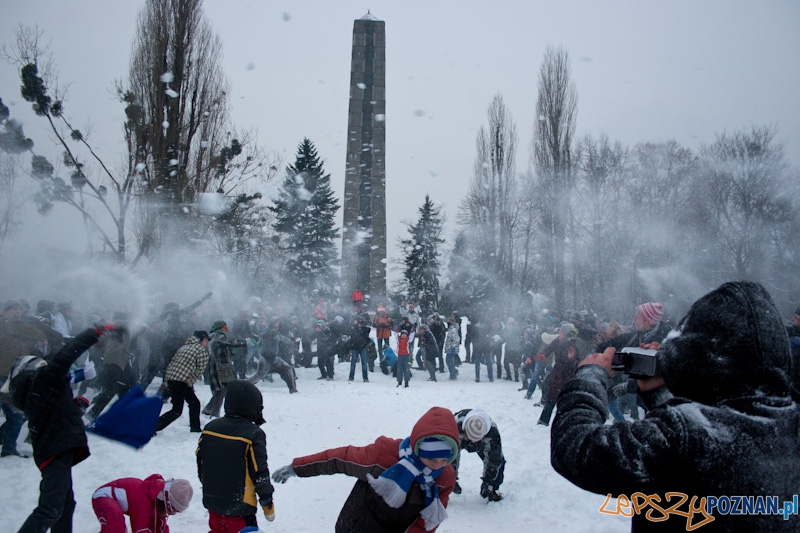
left=155, top=331, right=210, bottom=433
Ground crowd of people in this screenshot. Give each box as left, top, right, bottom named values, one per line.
left=2, top=281, right=800, bottom=530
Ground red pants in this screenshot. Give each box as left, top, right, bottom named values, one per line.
left=92, top=497, right=127, bottom=532
left=208, top=511, right=257, bottom=533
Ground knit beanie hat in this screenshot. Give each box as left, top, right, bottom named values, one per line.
left=416, top=437, right=456, bottom=460
left=210, top=320, right=227, bottom=332
left=795, top=306, right=800, bottom=317
left=636, top=302, right=664, bottom=327
left=161, top=478, right=193, bottom=513
left=462, top=409, right=492, bottom=442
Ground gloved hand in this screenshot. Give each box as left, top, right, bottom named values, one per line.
left=202, top=291, right=213, bottom=301
left=480, top=482, right=502, bottom=501
left=262, top=502, right=275, bottom=522
left=792, top=336, right=800, bottom=347
left=272, top=464, right=296, bottom=483
left=94, top=323, right=117, bottom=336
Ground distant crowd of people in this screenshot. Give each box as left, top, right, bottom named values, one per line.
left=2, top=281, right=800, bottom=530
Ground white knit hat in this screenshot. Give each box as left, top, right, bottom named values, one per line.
left=462, top=409, right=492, bottom=442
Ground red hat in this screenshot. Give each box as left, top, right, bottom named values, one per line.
left=637, top=302, right=664, bottom=327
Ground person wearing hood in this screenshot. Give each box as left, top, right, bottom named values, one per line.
left=452, top=409, right=505, bottom=502
left=197, top=380, right=275, bottom=532
left=551, top=281, right=800, bottom=532
left=91, top=474, right=193, bottom=533
left=272, top=406, right=460, bottom=532
left=4, top=326, right=106, bottom=532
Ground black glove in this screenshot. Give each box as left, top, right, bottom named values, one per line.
left=202, top=291, right=213, bottom=301
left=272, top=464, right=296, bottom=483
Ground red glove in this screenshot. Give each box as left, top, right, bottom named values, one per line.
left=94, top=323, right=117, bottom=336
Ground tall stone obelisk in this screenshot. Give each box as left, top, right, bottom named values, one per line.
left=341, top=12, right=386, bottom=304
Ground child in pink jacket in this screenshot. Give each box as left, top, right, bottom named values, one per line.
left=91, top=474, right=193, bottom=533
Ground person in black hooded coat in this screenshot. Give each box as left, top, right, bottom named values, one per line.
left=7, top=327, right=104, bottom=532
left=196, top=380, right=275, bottom=532
left=550, top=281, right=800, bottom=532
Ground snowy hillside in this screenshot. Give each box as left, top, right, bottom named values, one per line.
left=0, top=353, right=629, bottom=532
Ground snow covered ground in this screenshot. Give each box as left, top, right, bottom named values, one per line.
left=0, top=349, right=630, bottom=532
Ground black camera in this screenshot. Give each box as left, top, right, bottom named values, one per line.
left=611, top=347, right=659, bottom=378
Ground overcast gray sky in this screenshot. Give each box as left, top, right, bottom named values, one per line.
left=2, top=0, right=799, bottom=275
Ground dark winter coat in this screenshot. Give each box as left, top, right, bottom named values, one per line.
left=207, top=330, right=245, bottom=389
left=99, top=324, right=132, bottom=370
left=470, top=323, right=490, bottom=355
left=291, top=406, right=458, bottom=533
left=551, top=281, right=800, bottom=532
left=347, top=321, right=372, bottom=351
left=420, top=330, right=440, bottom=362
left=259, top=322, right=294, bottom=361
left=786, top=322, right=800, bottom=401
left=428, top=318, right=446, bottom=352
left=197, top=380, right=273, bottom=517
left=453, top=409, right=505, bottom=488
left=311, top=325, right=335, bottom=357
left=541, top=334, right=579, bottom=401
left=0, top=318, right=47, bottom=376
left=11, top=328, right=100, bottom=468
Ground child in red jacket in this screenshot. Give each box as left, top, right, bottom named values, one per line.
left=91, top=474, right=193, bottom=533
left=272, top=406, right=459, bottom=532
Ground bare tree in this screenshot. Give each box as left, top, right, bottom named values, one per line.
left=570, top=134, right=631, bottom=314
left=460, top=93, right=518, bottom=286
left=691, top=125, right=791, bottom=282
left=4, top=26, right=138, bottom=262
left=120, top=0, right=232, bottom=252
left=533, top=45, right=578, bottom=313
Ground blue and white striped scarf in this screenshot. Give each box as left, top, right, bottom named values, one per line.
left=367, top=436, right=448, bottom=531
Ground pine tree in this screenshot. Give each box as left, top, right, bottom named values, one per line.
left=401, top=195, right=445, bottom=313
left=270, top=138, right=340, bottom=300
